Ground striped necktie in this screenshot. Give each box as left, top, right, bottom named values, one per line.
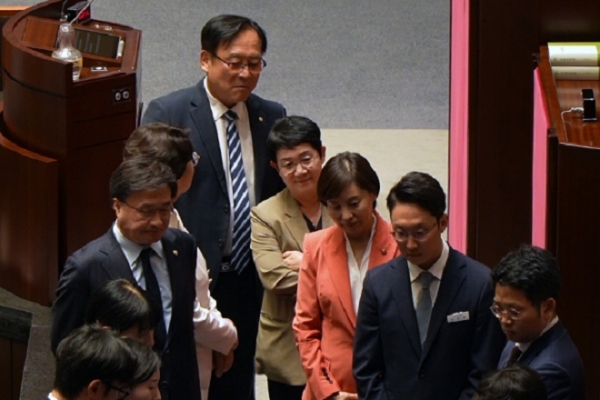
left=224, top=110, right=251, bottom=273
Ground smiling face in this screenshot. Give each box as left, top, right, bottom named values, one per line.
left=113, top=185, right=173, bottom=245
left=326, top=182, right=377, bottom=241
left=273, top=143, right=324, bottom=201
left=200, top=28, right=263, bottom=108
left=390, top=202, right=447, bottom=270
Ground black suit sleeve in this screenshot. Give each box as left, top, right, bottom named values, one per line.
left=353, top=272, right=389, bottom=400
left=50, top=255, right=91, bottom=353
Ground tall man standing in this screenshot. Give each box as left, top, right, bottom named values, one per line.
left=51, top=159, right=201, bottom=400
left=141, top=14, right=286, bottom=400
left=353, top=171, right=505, bottom=400
left=492, top=245, right=585, bottom=400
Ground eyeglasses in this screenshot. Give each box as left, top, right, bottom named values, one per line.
left=278, top=154, right=319, bottom=174
left=122, top=200, right=173, bottom=220
left=391, top=223, right=437, bottom=243
left=192, top=151, right=200, bottom=166
left=490, top=304, right=523, bottom=321
left=103, top=382, right=130, bottom=400
left=213, top=54, right=266, bottom=73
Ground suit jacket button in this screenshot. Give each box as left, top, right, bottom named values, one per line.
left=224, top=204, right=229, bottom=212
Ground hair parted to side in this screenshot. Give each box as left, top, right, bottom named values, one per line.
left=473, top=365, right=547, bottom=400
left=123, top=122, right=193, bottom=179
left=491, top=244, right=561, bottom=306
left=266, top=116, right=322, bottom=163
left=85, top=279, right=158, bottom=336
left=54, top=325, right=137, bottom=399
left=386, top=171, right=446, bottom=219
left=201, top=14, right=267, bottom=55
left=109, top=158, right=177, bottom=202
left=317, top=152, right=380, bottom=205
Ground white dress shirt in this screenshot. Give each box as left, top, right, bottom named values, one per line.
left=345, top=216, right=377, bottom=313
left=112, top=222, right=173, bottom=332
left=204, top=80, right=256, bottom=256
left=408, top=239, right=450, bottom=308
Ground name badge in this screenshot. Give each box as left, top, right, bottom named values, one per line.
left=447, top=311, right=470, bottom=323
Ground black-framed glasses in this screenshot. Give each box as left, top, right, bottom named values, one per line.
left=122, top=200, right=173, bottom=220
left=213, top=53, right=266, bottom=73
left=391, top=223, right=437, bottom=243
left=490, top=304, right=523, bottom=321
left=277, top=153, right=319, bottom=174
left=102, top=382, right=130, bottom=400
left=192, top=151, right=200, bottom=166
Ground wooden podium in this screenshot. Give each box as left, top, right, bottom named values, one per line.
left=0, top=0, right=141, bottom=306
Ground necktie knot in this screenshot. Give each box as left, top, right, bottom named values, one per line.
left=419, top=271, right=433, bottom=290
left=224, top=109, right=238, bottom=122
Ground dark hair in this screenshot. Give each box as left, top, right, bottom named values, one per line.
left=266, top=116, right=322, bottom=163
left=110, top=158, right=177, bottom=202
left=386, top=171, right=446, bottom=219
left=54, top=325, right=137, bottom=399
left=474, top=365, right=547, bottom=400
left=317, top=152, right=380, bottom=205
left=492, top=245, right=561, bottom=306
left=123, top=337, right=161, bottom=385
left=201, top=14, right=267, bottom=55
left=85, top=279, right=158, bottom=335
left=123, top=122, right=193, bottom=179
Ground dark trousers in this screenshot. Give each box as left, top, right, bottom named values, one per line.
left=267, top=379, right=305, bottom=400
left=208, top=264, right=262, bottom=400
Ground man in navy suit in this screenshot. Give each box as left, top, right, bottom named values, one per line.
left=141, top=14, right=285, bottom=400
left=51, top=159, right=201, bottom=400
left=492, top=245, right=585, bottom=400
left=353, top=171, right=505, bottom=400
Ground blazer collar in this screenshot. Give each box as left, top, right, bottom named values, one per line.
left=519, top=320, right=566, bottom=365
left=280, top=189, right=335, bottom=248
left=100, top=228, right=135, bottom=282
left=390, top=256, right=422, bottom=355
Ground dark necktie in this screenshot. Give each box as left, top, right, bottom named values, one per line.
left=224, top=110, right=251, bottom=274
left=139, top=247, right=167, bottom=348
left=506, top=345, right=522, bottom=367
left=416, top=271, right=433, bottom=345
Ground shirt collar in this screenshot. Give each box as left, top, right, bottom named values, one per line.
left=408, top=239, right=450, bottom=282
left=112, top=222, right=164, bottom=266
left=203, top=79, right=245, bottom=122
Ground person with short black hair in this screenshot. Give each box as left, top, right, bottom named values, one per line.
left=141, top=14, right=286, bottom=400
left=353, top=171, right=505, bottom=400
left=52, top=158, right=201, bottom=400
left=252, top=116, right=331, bottom=400
left=474, top=365, right=547, bottom=400
left=124, top=337, right=162, bottom=400
left=293, top=152, right=398, bottom=400
left=492, top=245, right=585, bottom=400
left=50, top=324, right=137, bottom=400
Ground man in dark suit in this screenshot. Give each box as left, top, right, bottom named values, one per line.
left=51, top=159, right=201, bottom=400
left=492, top=245, right=585, bottom=400
left=141, top=14, right=285, bottom=400
left=353, top=171, right=505, bottom=400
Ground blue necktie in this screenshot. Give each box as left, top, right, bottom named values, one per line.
left=139, top=247, right=167, bottom=348
left=416, top=271, right=433, bottom=346
left=225, top=110, right=251, bottom=273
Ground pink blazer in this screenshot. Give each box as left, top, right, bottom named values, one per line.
left=293, top=212, right=398, bottom=400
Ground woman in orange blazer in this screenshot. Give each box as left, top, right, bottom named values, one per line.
left=293, top=152, right=399, bottom=400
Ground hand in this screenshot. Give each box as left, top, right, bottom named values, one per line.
left=282, top=251, right=303, bottom=271
left=213, top=349, right=235, bottom=377
left=329, top=392, right=358, bottom=400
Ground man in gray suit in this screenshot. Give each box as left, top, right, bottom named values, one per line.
left=51, top=159, right=201, bottom=400
left=353, top=171, right=505, bottom=400
left=141, top=14, right=286, bottom=400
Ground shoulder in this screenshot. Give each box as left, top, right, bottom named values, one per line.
left=368, top=256, right=402, bottom=280
left=304, top=225, right=336, bottom=247
left=252, top=189, right=294, bottom=217
left=247, top=93, right=285, bottom=115
left=148, top=82, right=204, bottom=109
left=163, top=227, right=196, bottom=248
left=67, top=230, right=114, bottom=263
left=449, top=248, right=491, bottom=280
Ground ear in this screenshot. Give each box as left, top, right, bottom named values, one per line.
left=200, top=50, right=210, bottom=73
left=543, top=297, right=557, bottom=317
left=439, top=213, right=449, bottom=233
left=270, top=160, right=278, bottom=171
left=112, top=198, right=121, bottom=212
left=86, top=379, right=102, bottom=398
left=320, top=145, right=327, bottom=161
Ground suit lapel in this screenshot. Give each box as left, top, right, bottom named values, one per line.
left=325, top=227, right=357, bottom=327
left=247, top=95, right=269, bottom=200
left=367, top=213, right=398, bottom=269
left=281, top=189, right=308, bottom=249
left=390, top=257, right=422, bottom=355
left=189, top=80, right=228, bottom=195
left=519, top=321, right=564, bottom=365
left=100, top=229, right=135, bottom=281
left=160, top=230, right=181, bottom=348
left=422, top=249, right=467, bottom=357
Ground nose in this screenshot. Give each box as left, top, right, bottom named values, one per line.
left=405, top=235, right=419, bottom=250
left=498, top=313, right=513, bottom=325
left=238, top=66, right=251, bottom=78
left=341, top=207, right=353, bottom=221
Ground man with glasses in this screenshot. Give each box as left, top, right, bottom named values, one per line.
left=492, top=245, right=584, bottom=400
left=141, top=14, right=285, bottom=400
left=353, top=171, right=505, bottom=400
left=52, top=158, right=201, bottom=400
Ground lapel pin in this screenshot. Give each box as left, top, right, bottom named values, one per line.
left=259, top=116, right=264, bottom=122
left=380, top=248, right=387, bottom=255
left=173, top=250, right=179, bottom=256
